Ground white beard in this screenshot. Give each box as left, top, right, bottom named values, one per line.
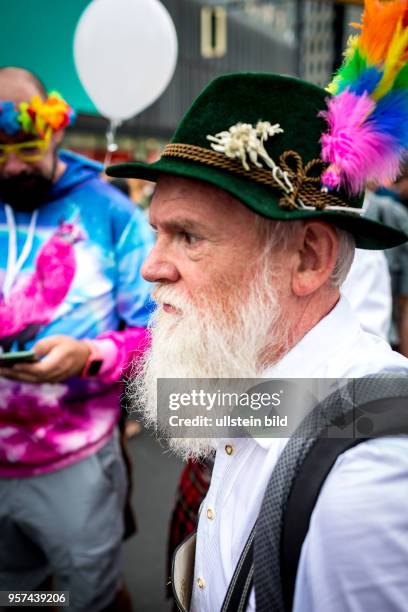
left=128, top=261, right=288, bottom=460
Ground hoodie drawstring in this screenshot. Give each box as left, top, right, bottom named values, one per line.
left=3, top=204, right=38, bottom=299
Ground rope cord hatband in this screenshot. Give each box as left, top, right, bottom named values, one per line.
left=162, top=143, right=363, bottom=214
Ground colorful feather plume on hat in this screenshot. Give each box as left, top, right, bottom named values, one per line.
left=320, top=0, right=408, bottom=195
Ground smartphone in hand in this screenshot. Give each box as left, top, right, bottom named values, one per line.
left=0, top=350, right=38, bottom=367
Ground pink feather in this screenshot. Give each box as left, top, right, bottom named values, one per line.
left=320, top=90, right=402, bottom=194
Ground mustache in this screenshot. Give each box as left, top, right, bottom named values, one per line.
left=152, top=284, right=191, bottom=311
left=0, top=170, right=48, bottom=185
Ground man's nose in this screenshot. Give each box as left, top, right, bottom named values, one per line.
left=142, top=242, right=180, bottom=283
left=2, top=153, right=28, bottom=175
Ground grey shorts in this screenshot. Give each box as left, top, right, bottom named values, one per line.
left=0, top=431, right=127, bottom=612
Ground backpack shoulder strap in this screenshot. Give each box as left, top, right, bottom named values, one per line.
left=281, top=395, right=408, bottom=611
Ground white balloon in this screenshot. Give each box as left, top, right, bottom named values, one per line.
left=73, top=0, right=178, bottom=122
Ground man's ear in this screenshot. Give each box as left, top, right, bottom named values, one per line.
left=52, top=129, right=65, bottom=146
left=291, top=221, right=339, bottom=297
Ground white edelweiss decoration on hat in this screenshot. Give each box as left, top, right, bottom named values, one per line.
left=207, top=120, right=295, bottom=194
left=207, top=120, right=283, bottom=171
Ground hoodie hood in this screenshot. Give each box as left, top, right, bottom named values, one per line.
left=49, top=150, right=103, bottom=201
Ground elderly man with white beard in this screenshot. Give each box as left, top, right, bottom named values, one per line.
left=134, top=178, right=357, bottom=458
left=107, top=64, right=408, bottom=612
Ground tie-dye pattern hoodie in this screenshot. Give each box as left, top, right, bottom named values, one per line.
left=0, top=150, right=154, bottom=476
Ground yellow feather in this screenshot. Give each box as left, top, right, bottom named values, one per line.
left=326, top=77, right=339, bottom=95
left=373, top=18, right=408, bottom=99
left=345, top=34, right=359, bottom=59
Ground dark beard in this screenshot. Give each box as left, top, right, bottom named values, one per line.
left=0, top=171, right=54, bottom=212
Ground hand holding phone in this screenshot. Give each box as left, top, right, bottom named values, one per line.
left=0, top=350, right=38, bottom=367
left=0, top=336, right=90, bottom=384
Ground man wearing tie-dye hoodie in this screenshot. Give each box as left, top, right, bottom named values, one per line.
left=0, top=68, right=154, bottom=611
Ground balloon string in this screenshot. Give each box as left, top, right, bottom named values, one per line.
left=104, top=119, right=122, bottom=167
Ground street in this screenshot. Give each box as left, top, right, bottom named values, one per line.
left=123, top=426, right=183, bottom=611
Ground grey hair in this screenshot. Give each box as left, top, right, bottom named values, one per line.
left=331, top=227, right=356, bottom=287
left=255, top=217, right=355, bottom=287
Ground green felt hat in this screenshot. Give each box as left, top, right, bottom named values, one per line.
left=107, top=73, right=408, bottom=249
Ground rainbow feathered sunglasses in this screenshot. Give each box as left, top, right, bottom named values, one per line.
left=0, top=91, right=75, bottom=139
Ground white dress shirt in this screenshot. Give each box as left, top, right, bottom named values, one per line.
left=191, top=297, right=408, bottom=612
left=342, top=248, right=392, bottom=340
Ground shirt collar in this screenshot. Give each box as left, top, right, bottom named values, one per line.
left=254, top=297, right=361, bottom=450
left=263, top=296, right=360, bottom=379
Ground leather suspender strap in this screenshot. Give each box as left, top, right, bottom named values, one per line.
left=281, top=396, right=408, bottom=611
left=220, top=524, right=256, bottom=612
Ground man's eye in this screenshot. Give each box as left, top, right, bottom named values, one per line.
left=21, top=147, right=40, bottom=154
left=180, top=231, right=200, bottom=246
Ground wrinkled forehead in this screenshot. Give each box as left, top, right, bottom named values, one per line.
left=150, top=174, right=259, bottom=230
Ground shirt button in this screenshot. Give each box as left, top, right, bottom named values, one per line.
left=197, top=577, right=205, bottom=589
left=206, top=507, right=215, bottom=520
left=225, top=444, right=234, bottom=455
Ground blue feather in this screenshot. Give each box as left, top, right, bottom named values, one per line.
left=369, top=90, right=408, bottom=147
left=347, top=67, right=383, bottom=96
